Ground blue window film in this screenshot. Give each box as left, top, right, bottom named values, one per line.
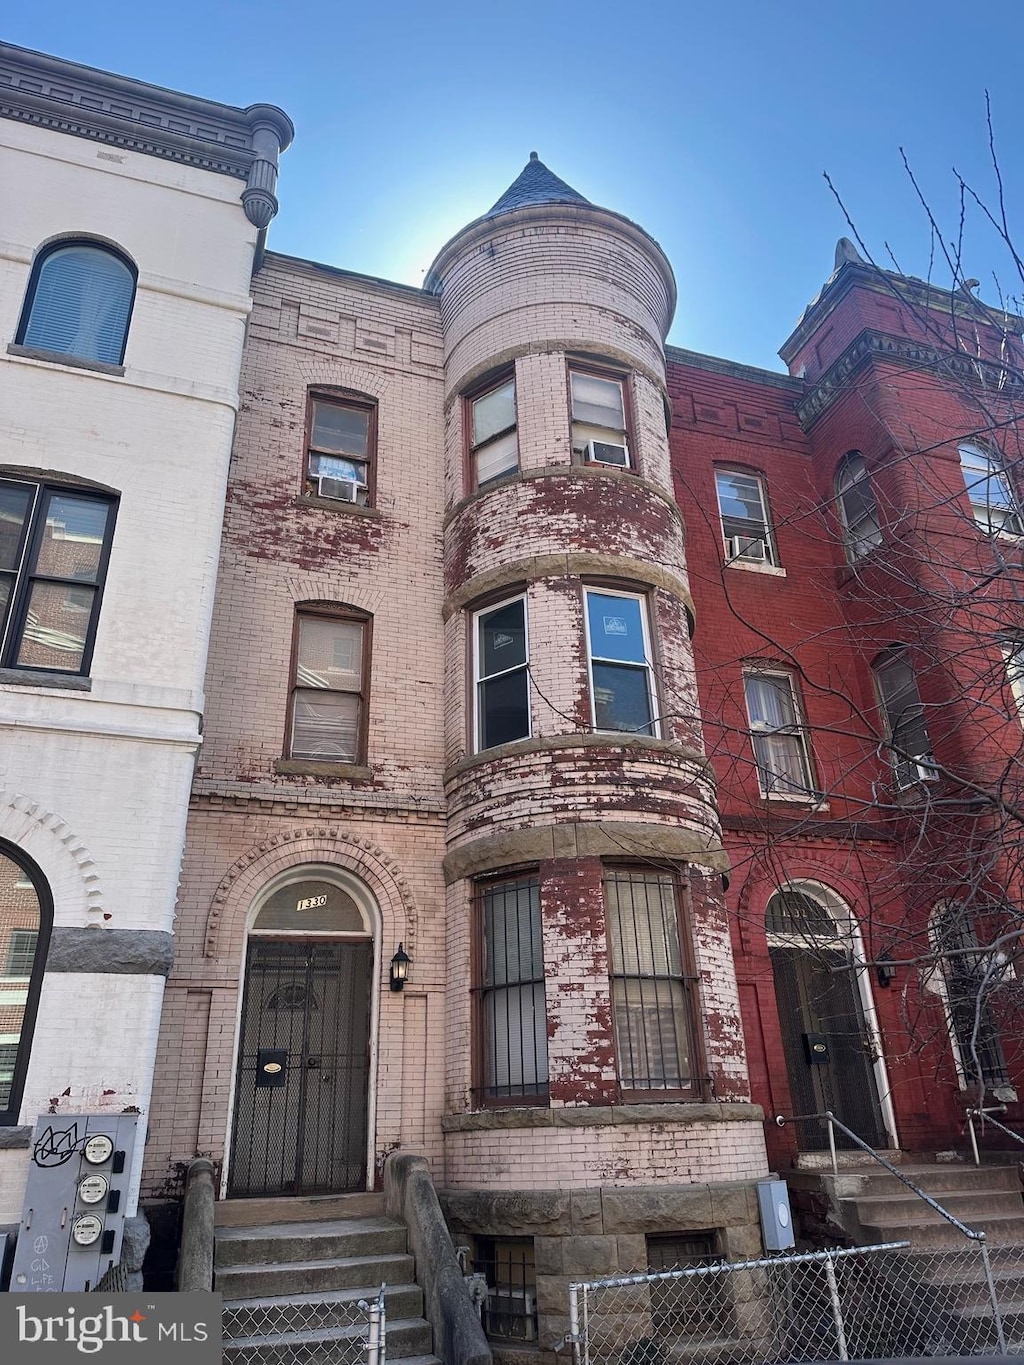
left=22, top=245, right=135, bottom=365
left=587, top=592, right=646, bottom=663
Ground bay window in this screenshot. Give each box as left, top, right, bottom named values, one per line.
left=475, top=874, right=548, bottom=1104
left=474, top=595, right=530, bottom=751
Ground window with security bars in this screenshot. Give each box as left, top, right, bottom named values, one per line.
left=605, top=870, right=701, bottom=1095
left=743, top=672, right=815, bottom=798
left=476, top=875, right=548, bottom=1103
left=288, top=610, right=368, bottom=763
left=647, top=1234, right=730, bottom=1339
left=930, top=904, right=1010, bottom=1088
left=4, top=929, right=38, bottom=978
left=17, top=241, right=136, bottom=366
left=475, top=1238, right=537, bottom=1342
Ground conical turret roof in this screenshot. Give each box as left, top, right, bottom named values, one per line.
left=485, top=152, right=590, bottom=218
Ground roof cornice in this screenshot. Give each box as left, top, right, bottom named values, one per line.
left=796, top=325, right=1024, bottom=429
left=780, top=260, right=1023, bottom=366
left=0, top=41, right=293, bottom=192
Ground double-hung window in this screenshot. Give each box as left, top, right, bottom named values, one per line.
left=585, top=588, right=658, bottom=736
left=716, top=469, right=776, bottom=565
left=835, top=452, right=882, bottom=561
left=0, top=479, right=117, bottom=675
left=872, top=650, right=937, bottom=787
left=470, top=376, right=518, bottom=488
left=605, top=869, right=700, bottom=1095
left=475, top=874, right=548, bottom=1104
left=959, top=442, right=1023, bottom=536
left=474, top=595, right=530, bottom=751
left=17, top=240, right=136, bottom=366
left=570, top=368, right=630, bottom=468
left=306, top=394, right=375, bottom=505
left=288, top=610, right=368, bottom=763
left=743, top=671, right=815, bottom=797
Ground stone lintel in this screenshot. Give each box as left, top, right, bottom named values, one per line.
left=442, top=1101, right=763, bottom=1132
left=443, top=821, right=729, bottom=884
left=46, top=928, right=174, bottom=976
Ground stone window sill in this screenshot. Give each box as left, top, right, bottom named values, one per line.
left=274, top=758, right=372, bottom=781
left=6, top=343, right=125, bottom=377
left=293, top=494, right=383, bottom=518
left=0, top=667, right=91, bottom=691
left=725, top=559, right=787, bottom=577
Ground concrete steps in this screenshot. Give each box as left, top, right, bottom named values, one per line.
left=216, top=1205, right=438, bottom=1365
left=833, top=1162, right=1024, bottom=1249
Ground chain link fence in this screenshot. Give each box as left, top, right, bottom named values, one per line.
left=223, top=1283, right=386, bottom=1365
left=570, top=1242, right=1024, bottom=1365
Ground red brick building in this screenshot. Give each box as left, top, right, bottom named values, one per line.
left=670, top=247, right=1024, bottom=1168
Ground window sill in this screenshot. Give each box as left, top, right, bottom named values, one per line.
left=0, top=667, right=91, bottom=691
left=725, top=559, right=786, bottom=577
left=6, top=343, right=125, bottom=377
left=293, top=494, right=383, bottom=518
left=761, top=792, right=829, bottom=812
left=274, top=758, right=372, bottom=781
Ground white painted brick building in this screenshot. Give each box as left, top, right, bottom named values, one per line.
left=0, top=42, right=290, bottom=1240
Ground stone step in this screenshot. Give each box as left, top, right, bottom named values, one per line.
left=859, top=1216, right=1024, bottom=1249
left=836, top=1164, right=1022, bottom=1199
left=847, top=1190, right=1023, bottom=1226
left=223, top=1316, right=433, bottom=1364
left=216, top=1192, right=385, bottom=1228
left=216, top=1251, right=416, bottom=1299
left=224, top=1283, right=424, bottom=1337
left=215, top=1216, right=407, bottom=1268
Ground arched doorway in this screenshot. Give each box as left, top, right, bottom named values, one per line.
left=0, top=841, right=51, bottom=1126
left=228, top=866, right=376, bottom=1197
left=767, top=884, right=892, bottom=1152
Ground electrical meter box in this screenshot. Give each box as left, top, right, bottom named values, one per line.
left=10, top=1113, right=139, bottom=1292
left=757, top=1177, right=796, bottom=1252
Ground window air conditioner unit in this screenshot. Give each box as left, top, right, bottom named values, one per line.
left=584, top=439, right=629, bottom=468
left=317, top=475, right=365, bottom=503
left=486, top=1289, right=537, bottom=1342
left=896, top=755, right=940, bottom=786
left=725, top=534, right=767, bottom=562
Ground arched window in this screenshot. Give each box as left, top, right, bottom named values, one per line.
left=16, top=241, right=136, bottom=366
left=958, top=442, right=1022, bottom=536
left=0, top=842, right=51, bottom=1125
left=835, top=453, right=882, bottom=561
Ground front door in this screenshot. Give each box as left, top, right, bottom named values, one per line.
left=770, top=945, right=887, bottom=1151
left=229, top=937, right=372, bottom=1196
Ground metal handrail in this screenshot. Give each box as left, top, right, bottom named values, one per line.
left=775, top=1110, right=984, bottom=1242
left=775, top=1109, right=1007, bottom=1351
left=965, top=1105, right=1024, bottom=1164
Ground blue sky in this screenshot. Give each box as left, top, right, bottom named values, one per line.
left=8, top=3, right=1024, bottom=371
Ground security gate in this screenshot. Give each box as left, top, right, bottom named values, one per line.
left=229, top=938, right=372, bottom=1197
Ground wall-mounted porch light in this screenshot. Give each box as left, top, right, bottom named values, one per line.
left=390, top=943, right=411, bottom=991
left=875, top=954, right=897, bottom=988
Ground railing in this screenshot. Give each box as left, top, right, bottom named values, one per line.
left=966, top=1105, right=1024, bottom=1164
left=775, top=1109, right=1006, bottom=1351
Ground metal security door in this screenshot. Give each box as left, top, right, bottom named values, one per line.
left=770, top=946, right=886, bottom=1151
left=229, top=938, right=372, bottom=1197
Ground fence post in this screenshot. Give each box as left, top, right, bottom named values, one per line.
left=568, top=1283, right=583, bottom=1365
left=360, top=1284, right=386, bottom=1365
left=823, top=1252, right=849, bottom=1362
left=978, top=1241, right=1007, bottom=1355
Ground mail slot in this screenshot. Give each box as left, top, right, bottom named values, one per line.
left=256, top=1048, right=288, bottom=1087
left=802, top=1032, right=830, bottom=1065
